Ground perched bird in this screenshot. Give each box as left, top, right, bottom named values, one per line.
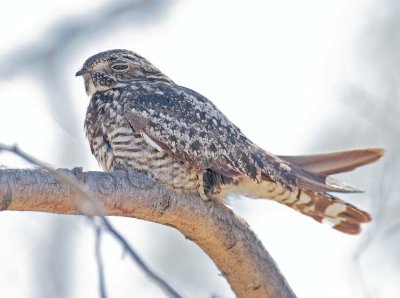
left=76, top=49, right=383, bottom=234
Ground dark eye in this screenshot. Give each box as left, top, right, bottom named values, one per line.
left=111, top=64, right=129, bottom=71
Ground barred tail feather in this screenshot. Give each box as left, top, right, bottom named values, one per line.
left=289, top=190, right=371, bottom=234
left=230, top=178, right=371, bottom=235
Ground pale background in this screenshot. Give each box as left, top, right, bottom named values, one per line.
left=0, top=1, right=398, bottom=297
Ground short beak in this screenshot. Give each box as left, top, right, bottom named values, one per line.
left=75, top=67, right=88, bottom=77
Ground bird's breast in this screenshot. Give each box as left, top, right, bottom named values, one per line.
left=86, top=100, right=201, bottom=191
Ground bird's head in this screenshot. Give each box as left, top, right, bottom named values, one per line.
left=76, top=49, right=172, bottom=97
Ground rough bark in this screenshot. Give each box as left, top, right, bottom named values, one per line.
left=0, top=168, right=296, bottom=298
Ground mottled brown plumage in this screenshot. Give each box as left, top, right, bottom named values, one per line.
left=77, top=49, right=384, bottom=234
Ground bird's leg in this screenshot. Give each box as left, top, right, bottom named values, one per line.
left=198, top=189, right=211, bottom=201
left=197, top=172, right=211, bottom=201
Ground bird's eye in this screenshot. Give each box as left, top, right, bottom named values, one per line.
left=111, top=64, right=129, bottom=71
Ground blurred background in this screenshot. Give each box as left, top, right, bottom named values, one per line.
left=0, top=0, right=398, bottom=297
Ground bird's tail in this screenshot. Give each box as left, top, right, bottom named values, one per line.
left=234, top=178, right=371, bottom=234
left=278, top=148, right=382, bottom=233
left=232, top=148, right=383, bottom=234
left=285, top=190, right=371, bottom=234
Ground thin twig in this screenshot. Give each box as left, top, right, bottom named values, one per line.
left=0, top=143, right=183, bottom=298
left=94, top=223, right=107, bottom=298
left=99, top=216, right=182, bottom=297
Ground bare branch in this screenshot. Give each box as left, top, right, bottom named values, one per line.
left=0, top=143, right=183, bottom=298
left=0, top=167, right=296, bottom=298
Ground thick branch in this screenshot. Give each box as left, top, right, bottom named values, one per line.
left=0, top=168, right=296, bottom=298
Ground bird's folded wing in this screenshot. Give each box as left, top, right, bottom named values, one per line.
left=123, top=84, right=383, bottom=193
left=279, top=149, right=384, bottom=176
left=123, top=84, right=299, bottom=189
left=280, top=149, right=384, bottom=193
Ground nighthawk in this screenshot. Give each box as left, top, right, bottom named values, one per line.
left=76, top=49, right=383, bottom=234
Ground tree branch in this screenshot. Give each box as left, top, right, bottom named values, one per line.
left=0, top=168, right=296, bottom=298
left=0, top=144, right=182, bottom=298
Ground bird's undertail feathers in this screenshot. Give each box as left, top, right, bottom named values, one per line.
left=277, top=148, right=381, bottom=233
left=230, top=177, right=371, bottom=234
left=287, top=190, right=371, bottom=234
